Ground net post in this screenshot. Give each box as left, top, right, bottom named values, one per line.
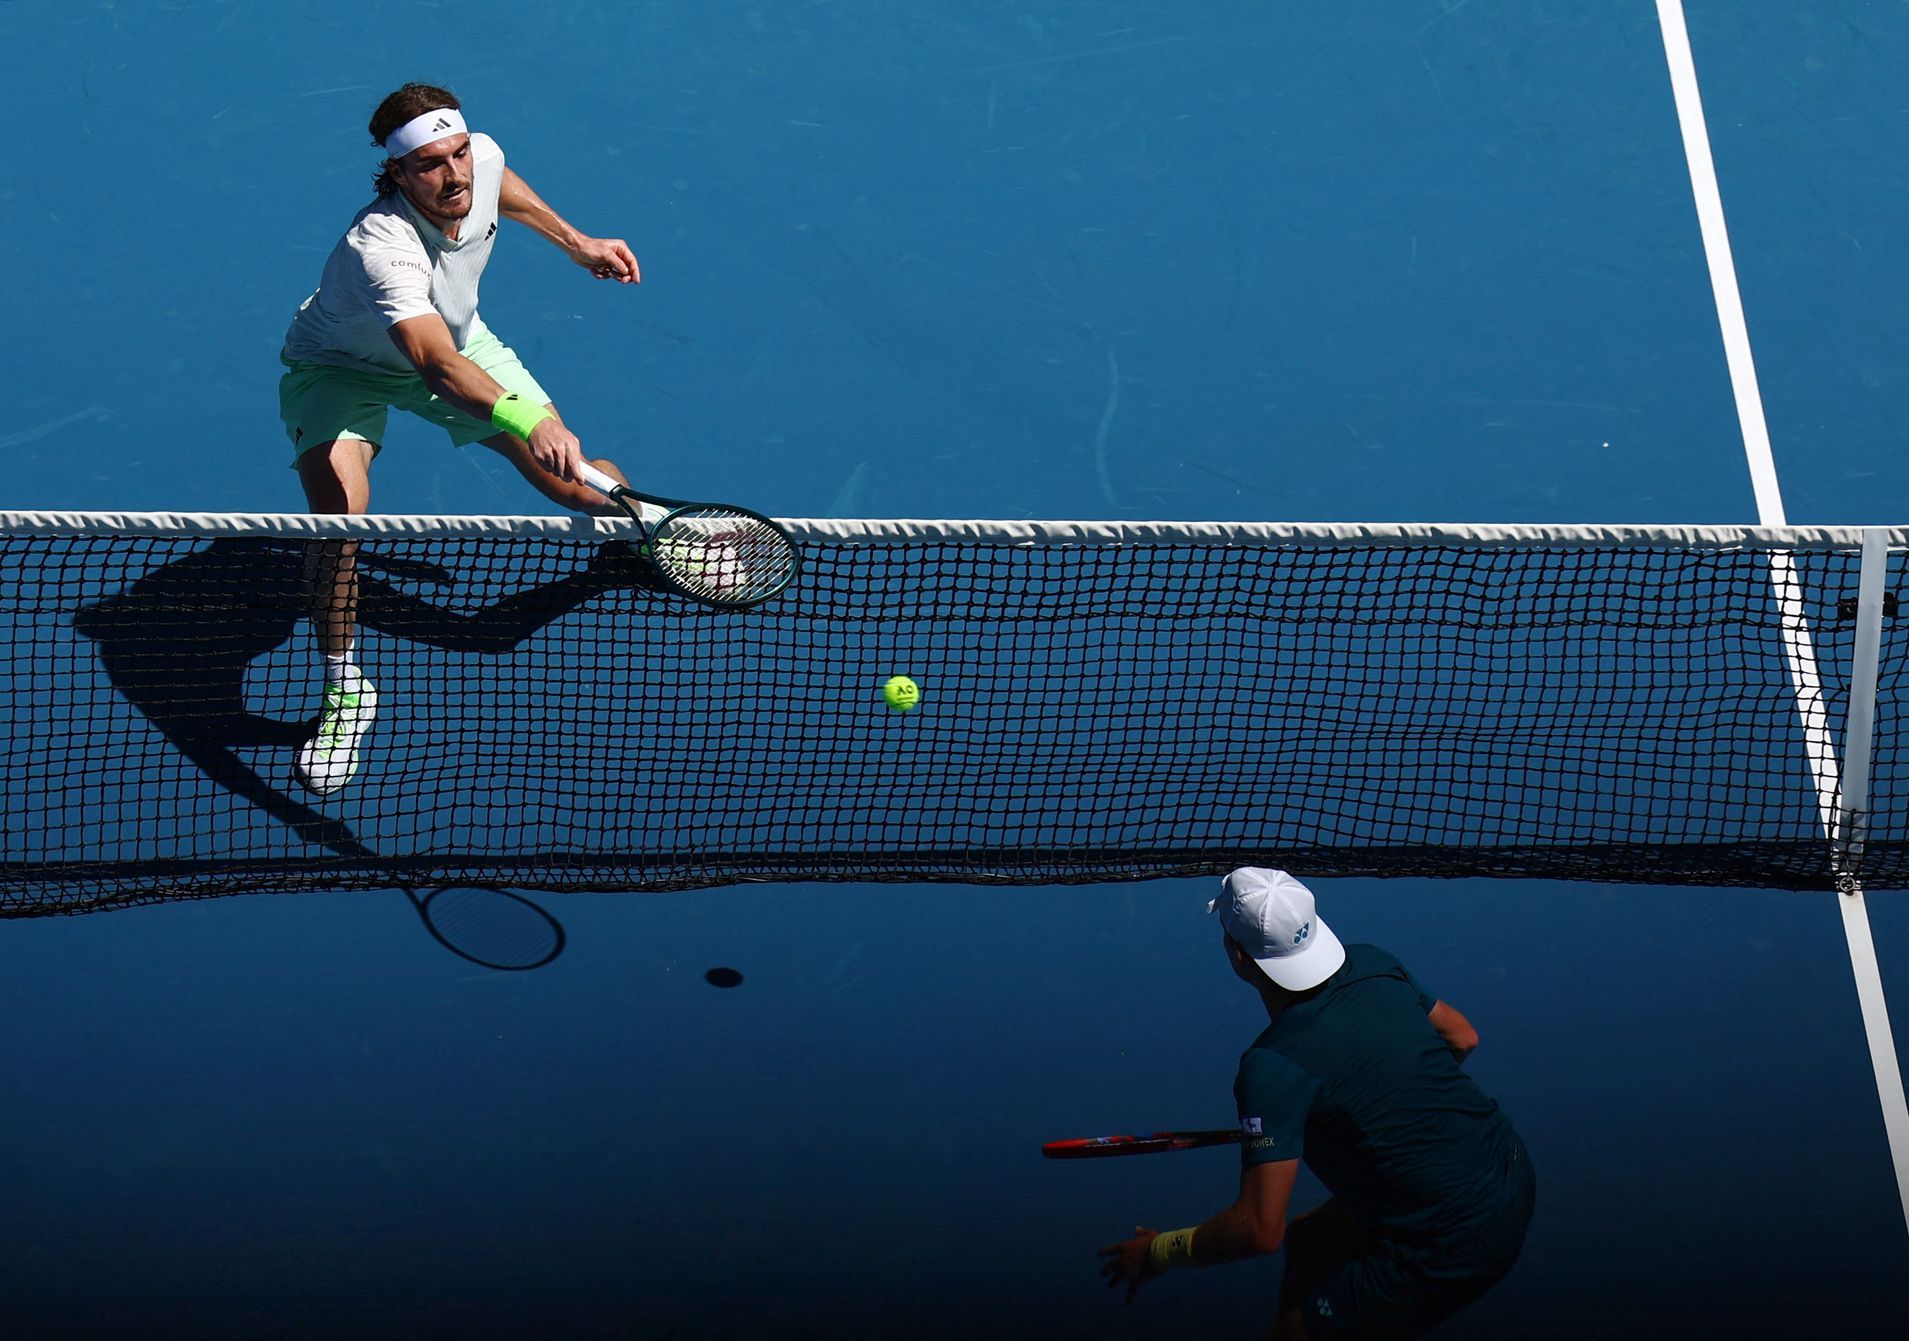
left=1764, top=530, right=1909, bottom=1238
left=1839, top=532, right=1909, bottom=1237
left=1818, top=529, right=1909, bottom=1238
left=1834, top=529, right=1890, bottom=882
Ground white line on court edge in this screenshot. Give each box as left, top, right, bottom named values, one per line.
left=1656, top=0, right=1909, bottom=1240
left=1655, top=0, right=1786, bottom=526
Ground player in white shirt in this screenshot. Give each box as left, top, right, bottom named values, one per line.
left=279, top=83, right=640, bottom=795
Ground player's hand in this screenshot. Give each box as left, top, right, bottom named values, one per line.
left=570, top=235, right=640, bottom=283
left=525, top=417, right=585, bottom=483
left=1097, top=1227, right=1160, bottom=1305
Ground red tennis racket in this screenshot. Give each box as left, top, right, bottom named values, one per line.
left=1042, top=1129, right=1243, bottom=1159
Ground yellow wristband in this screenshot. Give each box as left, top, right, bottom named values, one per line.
left=491, top=392, right=553, bottom=440
left=1148, top=1226, right=1201, bottom=1272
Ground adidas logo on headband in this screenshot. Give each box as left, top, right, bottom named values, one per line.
left=384, top=106, right=470, bottom=159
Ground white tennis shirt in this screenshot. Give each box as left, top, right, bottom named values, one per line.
left=282, top=132, right=506, bottom=376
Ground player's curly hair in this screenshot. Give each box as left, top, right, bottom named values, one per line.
left=369, top=83, right=462, bottom=196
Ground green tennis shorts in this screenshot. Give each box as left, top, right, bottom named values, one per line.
left=277, top=329, right=551, bottom=465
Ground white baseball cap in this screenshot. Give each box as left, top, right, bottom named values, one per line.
left=1208, top=867, right=1345, bottom=991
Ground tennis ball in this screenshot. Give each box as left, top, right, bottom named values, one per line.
left=882, top=674, right=921, bottom=712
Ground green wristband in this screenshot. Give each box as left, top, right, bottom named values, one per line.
left=491, top=392, right=553, bottom=440
left=1148, top=1226, right=1202, bottom=1272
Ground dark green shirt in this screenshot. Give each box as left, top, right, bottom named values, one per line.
left=1232, top=943, right=1520, bottom=1242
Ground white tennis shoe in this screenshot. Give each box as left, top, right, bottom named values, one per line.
left=293, top=676, right=379, bottom=796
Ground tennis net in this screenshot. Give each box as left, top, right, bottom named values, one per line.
left=2, top=512, right=1903, bottom=914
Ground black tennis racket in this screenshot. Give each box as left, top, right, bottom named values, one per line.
left=578, top=462, right=800, bottom=609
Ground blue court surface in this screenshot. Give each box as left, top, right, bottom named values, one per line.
left=3, top=2, right=1908, bottom=1336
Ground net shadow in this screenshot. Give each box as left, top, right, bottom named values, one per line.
left=66, top=535, right=652, bottom=881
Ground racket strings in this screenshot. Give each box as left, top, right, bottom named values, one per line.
left=650, top=507, right=798, bottom=606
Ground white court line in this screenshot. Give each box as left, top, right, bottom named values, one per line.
left=1655, top=0, right=1787, bottom=526
left=1657, top=0, right=1909, bottom=1238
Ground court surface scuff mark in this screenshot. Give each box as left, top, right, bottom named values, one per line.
left=0, top=405, right=111, bottom=451
left=1094, top=349, right=1121, bottom=508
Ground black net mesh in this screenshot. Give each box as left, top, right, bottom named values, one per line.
left=2, top=521, right=1902, bottom=914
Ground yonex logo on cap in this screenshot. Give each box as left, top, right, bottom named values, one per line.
left=1210, top=867, right=1347, bottom=990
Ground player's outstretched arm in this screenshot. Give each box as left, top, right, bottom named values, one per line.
left=387, top=313, right=585, bottom=482
left=1096, top=1159, right=1297, bottom=1303
left=499, top=166, right=640, bottom=283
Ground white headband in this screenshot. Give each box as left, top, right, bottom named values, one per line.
left=383, top=107, right=469, bottom=160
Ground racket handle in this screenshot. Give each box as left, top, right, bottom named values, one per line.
left=577, top=460, right=621, bottom=496
left=579, top=462, right=671, bottom=527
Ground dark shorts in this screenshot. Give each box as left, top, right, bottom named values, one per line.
left=1279, top=1138, right=1536, bottom=1340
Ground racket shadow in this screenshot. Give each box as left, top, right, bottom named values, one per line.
left=402, top=884, right=568, bottom=971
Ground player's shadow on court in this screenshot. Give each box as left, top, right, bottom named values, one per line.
left=73, top=536, right=651, bottom=860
